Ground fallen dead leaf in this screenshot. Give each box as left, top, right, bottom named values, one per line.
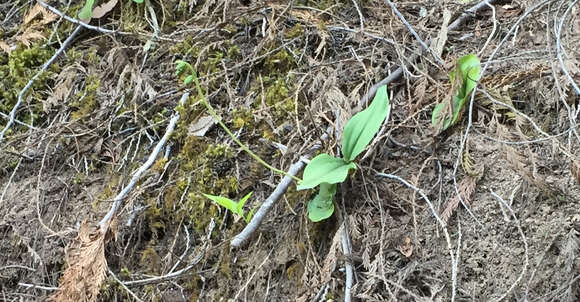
left=45, top=66, right=78, bottom=112
left=0, top=40, right=11, bottom=54
left=431, top=9, right=451, bottom=58
left=23, top=4, right=44, bottom=25
left=92, top=0, right=119, bottom=19
left=398, top=236, right=413, bottom=258
left=16, top=31, right=45, bottom=47
left=48, top=220, right=111, bottom=302
left=188, top=115, right=217, bottom=137
left=23, top=3, right=57, bottom=26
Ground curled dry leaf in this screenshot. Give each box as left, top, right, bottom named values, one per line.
left=188, top=115, right=216, bottom=137
left=398, top=236, right=413, bottom=258
left=92, top=0, right=119, bottom=19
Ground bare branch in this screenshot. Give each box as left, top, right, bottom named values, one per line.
left=383, top=0, right=444, bottom=67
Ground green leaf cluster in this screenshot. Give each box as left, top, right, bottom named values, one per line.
left=298, top=85, right=390, bottom=222
left=432, top=54, right=481, bottom=132
left=203, top=192, right=255, bottom=223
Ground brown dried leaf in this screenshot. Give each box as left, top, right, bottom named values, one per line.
left=45, top=66, right=78, bottom=112
left=504, top=146, right=560, bottom=196
left=23, top=3, right=57, bottom=25
left=398, top=236, right=413, bottom=258
left=411, top=77, right=427, bottom=114
left=16, top=30, right=45, bottom=47
left=431, top=9, right=451, bottom=57
left=441, top=175, right=477, bottom=223
left=92, top=0, right=119, bottom=19
left=188, top=115, right=216, bottom=137
left=49, top=221, right=108, bottom=302
left=320, top=223, right=344, bottom=284
left=0, top=40, right=10, bottom=54
left=23, top=4, right=43, bottom=25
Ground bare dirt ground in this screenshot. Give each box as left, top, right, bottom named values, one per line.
left=1, top=0, right=580, bottom=301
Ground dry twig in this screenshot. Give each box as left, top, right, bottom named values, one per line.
left=489, top=190, right=529, bottom=302
left=376, top=173, right=458, bottom=301
left=382, top=0, right=444, bottom=67
left=98, top=92, right=190, bottom=230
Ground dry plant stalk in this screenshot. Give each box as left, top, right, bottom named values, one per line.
left=49, top=219, right=117, bottom=302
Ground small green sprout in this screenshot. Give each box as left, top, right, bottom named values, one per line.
left=298, top=85, right=390, bottom=222
left=432, top=54, right=481, bottom=133
left=176, top=59, right=306, bottom=224
left=203, top=192, right=255, bottom=223
left=175, top=59, right=301, bottom=182
left=175, top=60, right=195, bottom=86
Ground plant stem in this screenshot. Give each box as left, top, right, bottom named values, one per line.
left=190, top=70, right=302, bottom=182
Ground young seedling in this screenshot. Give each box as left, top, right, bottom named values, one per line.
left=203, top=192, right=255, bottom=223
left=175, top=60, right=299, bottom=181
left=432, top=54, right=481, bottom=133
left=176, top=59, right=301, bottom=223
left=297, top=85, right=390, bottom=222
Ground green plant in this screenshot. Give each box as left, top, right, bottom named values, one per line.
left=79, top=0, right=143, bottom=21
left=175, top=60, right=298, bottom=180
left=431, top=54, right=481, bottom=132
left=176, top=59, right=303, bottom=223
left=203, top=192, right=255, bottom=223
left=297, top=85, right=390, bottom=222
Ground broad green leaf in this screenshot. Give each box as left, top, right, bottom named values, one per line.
left=236, top=192, right=253, bottom=214
left=133, top=0, right=144, bottom=3
left=297, top=154, right=356, bottom=190
left=202, top=193, right=241, bottom=216
left=454, top=54, right=481, bottom=99
left=78, top=0, right=95, bottom=21
left=307, top=183, right=336, bottom=222
left=431, top=54, right=481, bottom=132
left=342, top=85, right=390, bottom=162
left=431, top=95, right=462, bottom=130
